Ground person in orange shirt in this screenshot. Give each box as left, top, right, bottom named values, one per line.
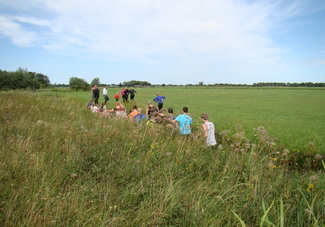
left=114, top=92, right=120, bottom=101
left=129, top=105, right=139, bottom=122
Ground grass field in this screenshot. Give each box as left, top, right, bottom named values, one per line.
left=0, top=89, right=324, bottom=226
left=50, top=86, right=325, bottom=153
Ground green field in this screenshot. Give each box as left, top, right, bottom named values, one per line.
left=0, top=89, right=324, bottom=226
left=52, top=87, right=325, bottom=153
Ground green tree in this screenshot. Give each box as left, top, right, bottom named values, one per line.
left=91, top=77, right=100, bottom=87
left=69, top=77, right=90, bottom=91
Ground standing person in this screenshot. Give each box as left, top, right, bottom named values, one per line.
left=129, top=87, right=137, bottom=101
left=103, top=86, right=109, bottom=103
left=201, top=113, right=217, bottom=147
left=153, top=92, right=166, bottom=110
left=122, top=87, right=129, bottom=103
left=92, top=85, right=100, bottom=105
left=173, top=107, right=192, bottom=135
left=114, top=92, right=120, bottom=102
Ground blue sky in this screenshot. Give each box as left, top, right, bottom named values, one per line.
left=0, top=0, right=324, bottom=85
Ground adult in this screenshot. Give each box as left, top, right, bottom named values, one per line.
left=103, top=86, right=109, bottom=103
left=129, top=87, right=137, bottom=101
left=92, top=85, right=100, bottom=105
left=153, top=92, right=166, bottom=110
left=201, top=113, right=217, bottom=147
left=121, top=87, right=129, bottom=103
left=173, top=107, right=192, bottom=135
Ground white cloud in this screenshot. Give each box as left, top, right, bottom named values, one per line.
left=1, top=0, right=322, bottom=84
left=0, top=15, right=36, bottom=46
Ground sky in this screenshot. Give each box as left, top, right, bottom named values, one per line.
left=0, top=0, right=324, bottom=85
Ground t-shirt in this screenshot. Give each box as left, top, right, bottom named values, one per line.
left=130, top=110, right=139, bottom=122
left=205, top=122, right=217, bottom=146
left=93, top=88, right=100, bottom=96
left=103, top=88, right=108, bottom=96
left=135, top=114, right=146, bottom=123
left=175, top=114, right=192, bottom=134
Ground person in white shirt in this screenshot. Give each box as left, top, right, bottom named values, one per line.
left=103, top=86, right=109, bottom=103
left=201, top=113, right=217, bottom=147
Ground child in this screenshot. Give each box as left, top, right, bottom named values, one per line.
left=129, top=105, right=139, bottom=122
left=153, top=92, right=166, bottom=110
left=134, top=108, right=146, bottom=124
left=86, top=99, right=94, bottom=109
left=201, top=113, right=217, bottom=147
left=114, top=92, right=120, bottom=102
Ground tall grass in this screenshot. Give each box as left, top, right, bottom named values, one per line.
left=44, top=86, right=325, bottom=153
left=0, top=91, right=324, bottom=226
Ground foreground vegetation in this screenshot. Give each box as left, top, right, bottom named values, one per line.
left=0, top=91, right=324, bottom=226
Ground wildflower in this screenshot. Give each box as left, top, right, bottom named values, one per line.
left=282, top=149, right=289, bottom=156
left=308, top=142, right=314, bottom=147
left=308, top=184, right=314, bottom=189
left=272, top=158, right=277, bottom=162
left=71, top=173, right=78, bottom=178
left=267, top=161, right=275, bottom=169
left=314, top=154, right=322, bottom=160
left=309, top=175, right=318, bottom=182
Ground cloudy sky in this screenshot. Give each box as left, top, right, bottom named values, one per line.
left=0, top=0, right=324, bottom=85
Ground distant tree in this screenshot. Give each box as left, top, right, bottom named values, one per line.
left=91, top=77, right=100, bottom=87
left=122, top=80, right=151, bottom=87
left=69, top=77, right=90, bottom=91
left=198, top=81, right=204, bottom=86
left=31, top=72, right=50, bottom=88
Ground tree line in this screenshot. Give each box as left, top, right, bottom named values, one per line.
left=0, top=68, right=50, bottom=90
left=1, top=68, right=324, bottom=90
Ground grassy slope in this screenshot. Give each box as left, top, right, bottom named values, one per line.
left=0, top=91, right=324, bottom=226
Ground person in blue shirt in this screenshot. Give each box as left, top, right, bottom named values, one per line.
left=153, top=92, right=166, bottom=110
left=134, top=108, right=146, bottom=124
left=173, top=107, right=192, bottom=135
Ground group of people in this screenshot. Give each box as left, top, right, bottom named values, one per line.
left=87, top=85, right=216, bottom=147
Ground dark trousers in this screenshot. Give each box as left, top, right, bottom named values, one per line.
left=94, top=95, right=99, bottom=104
left=104, top=95, right=109, bottom=103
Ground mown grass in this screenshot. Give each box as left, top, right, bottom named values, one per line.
left=45, top=86, right=325, bottom=153
left=0, top=91, right=324, bottom=226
